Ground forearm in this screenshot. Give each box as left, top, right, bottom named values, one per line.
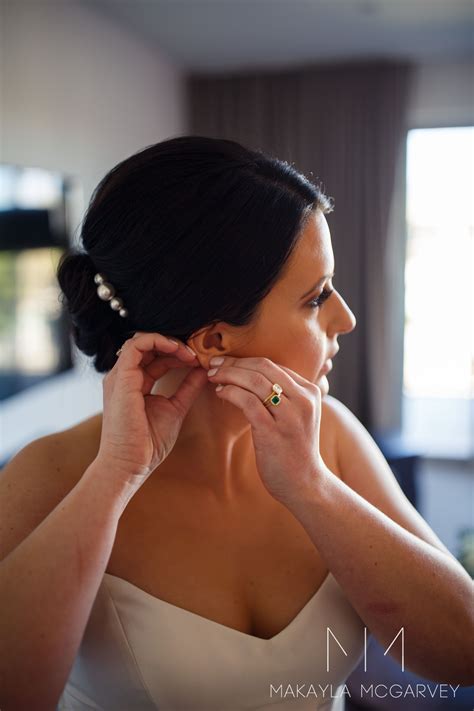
left=285, top=467, right=474, bottom=685
left=0, top=460, right=131, bottom=711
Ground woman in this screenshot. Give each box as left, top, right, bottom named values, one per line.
left=0, top=136, right=472, bottom=711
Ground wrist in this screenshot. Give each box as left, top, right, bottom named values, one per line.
left=81, top=457, right=149, bottom=515
left=277, top=465, right=329, bottom=515
left=94, top=448, right=153, bottom=480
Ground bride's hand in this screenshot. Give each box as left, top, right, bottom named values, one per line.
left=206, top=355, right=327, bottom=506
left=96, top=331, right=208, bottom=491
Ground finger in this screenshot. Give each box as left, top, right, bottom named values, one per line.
left=278, top=363, right=318, bottom=390
left=119, top=333, right=196, bottom=371
left=168, top=366, right=209, bottom=418
left=214, top=383, right=275, bottom=427
left=216, top=356, right=298, bottom=396
left=136, top=358, right=203, bottom=398
left=134, top=331, right=197, bottom=358
left=143, top=354, right=202, bottom=382
left=207, top=364, right=288, bottom=404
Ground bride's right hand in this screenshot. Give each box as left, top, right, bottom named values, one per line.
left=95, top=331, right=208, bottom=491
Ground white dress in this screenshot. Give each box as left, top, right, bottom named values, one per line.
left=57, top=570, right=365, bottom=710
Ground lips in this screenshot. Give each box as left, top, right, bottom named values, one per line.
left=320, top=359, right=333, bottom=375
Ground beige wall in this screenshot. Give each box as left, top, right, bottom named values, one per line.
left=0, top=0, right=187, bottom=233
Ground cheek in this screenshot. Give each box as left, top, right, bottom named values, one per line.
left=254, top=316, right=325, bottom=378
left=289, top=325, right=324, bottom=373
left=300, top=328, right=325, bottom=376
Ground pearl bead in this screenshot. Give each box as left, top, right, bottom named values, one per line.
left=110, top=297, right=123, bottom=311
left=97, top=283, right=115, bottom=300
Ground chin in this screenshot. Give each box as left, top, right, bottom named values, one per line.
left=318, top=374, right=330, bottom=398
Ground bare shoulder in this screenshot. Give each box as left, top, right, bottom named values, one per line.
left=321, top=392, right=402, bottom=491
left=0, top=413, right=102, bottom=562
left=321, top=394, right=383, bottom=474
left=320, top=394, right=345, bottom=433
left=320, top=394, right=454, bottom=558
left=0, top=411, right=101, bottom=491
left=318, top=394, right=342, bottom=477
left=320, top=393, right=356, bottom=428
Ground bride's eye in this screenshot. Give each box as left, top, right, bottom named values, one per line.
left=307, top=288, right=334, bottom=309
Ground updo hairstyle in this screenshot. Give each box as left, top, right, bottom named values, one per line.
left=56, top=135, right=334, bottom=372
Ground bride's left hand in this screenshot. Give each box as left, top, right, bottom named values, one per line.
left=206, top=355, right=328, bottom=506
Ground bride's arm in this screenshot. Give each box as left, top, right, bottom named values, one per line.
left=284, top=395, right=474, bottom=686
left=0, top=438, right=131, bottom=711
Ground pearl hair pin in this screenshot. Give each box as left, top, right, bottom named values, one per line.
left=94, top=272, right=128, bottom=318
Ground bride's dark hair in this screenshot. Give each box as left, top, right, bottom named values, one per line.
left=56, top=135, right=334, bottom=373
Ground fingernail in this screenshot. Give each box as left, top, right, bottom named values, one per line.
left=185, top=345, right=197, bottom=356
left=168, top=337, right=179, bottom=345
left=210, top=356, right=225, bottom=366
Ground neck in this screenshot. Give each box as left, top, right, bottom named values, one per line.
left=150, top=366, right=263, bottom=501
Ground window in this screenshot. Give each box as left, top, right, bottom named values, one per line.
left=402, top=126, right=473, bottom=458
left=0, top=165, right=81, bottom=400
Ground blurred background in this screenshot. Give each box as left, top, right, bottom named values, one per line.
left=0, top=1, right=472, bottom=708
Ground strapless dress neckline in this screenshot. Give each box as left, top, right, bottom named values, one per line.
left=57, top=568, right=365, bottom=710
left=103, top=570, right=334, bottom=644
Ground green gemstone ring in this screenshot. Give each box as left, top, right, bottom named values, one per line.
left=262, top=383, right=283, bottom=408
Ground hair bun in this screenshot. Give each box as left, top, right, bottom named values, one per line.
left=56, top=251, right=127, bottom=372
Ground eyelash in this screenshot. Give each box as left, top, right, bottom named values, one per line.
left=308, top=288, right=334, bottom=309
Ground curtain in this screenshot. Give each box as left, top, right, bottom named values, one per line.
left=188, top=60, right=414, bottom=433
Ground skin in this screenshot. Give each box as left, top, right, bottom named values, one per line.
left=152, top=208, right=356, bottom=498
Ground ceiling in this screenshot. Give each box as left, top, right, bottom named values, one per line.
left=81, top=0, right=473, bottom=74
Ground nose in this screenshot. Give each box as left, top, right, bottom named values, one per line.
left=327, top=290, right=357, bottom=337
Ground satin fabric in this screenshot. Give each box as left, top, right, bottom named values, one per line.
left=57, top=571, right=365, bottom=710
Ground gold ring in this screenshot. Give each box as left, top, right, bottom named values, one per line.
left=262, top=383, right=283, bottom=408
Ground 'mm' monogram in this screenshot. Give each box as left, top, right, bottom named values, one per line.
left=326, top=627, right=405, bottom=672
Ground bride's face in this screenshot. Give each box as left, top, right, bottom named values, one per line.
left=226, top=209, right=357, bottom=397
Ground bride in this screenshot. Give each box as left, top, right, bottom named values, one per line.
left=1, top=135, right=472, bottom=711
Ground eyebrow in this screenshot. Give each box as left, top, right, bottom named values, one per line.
left=300, top=272, right=335, bottom=300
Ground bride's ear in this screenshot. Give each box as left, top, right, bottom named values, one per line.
left=186, top=323, right=233, bottom=370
